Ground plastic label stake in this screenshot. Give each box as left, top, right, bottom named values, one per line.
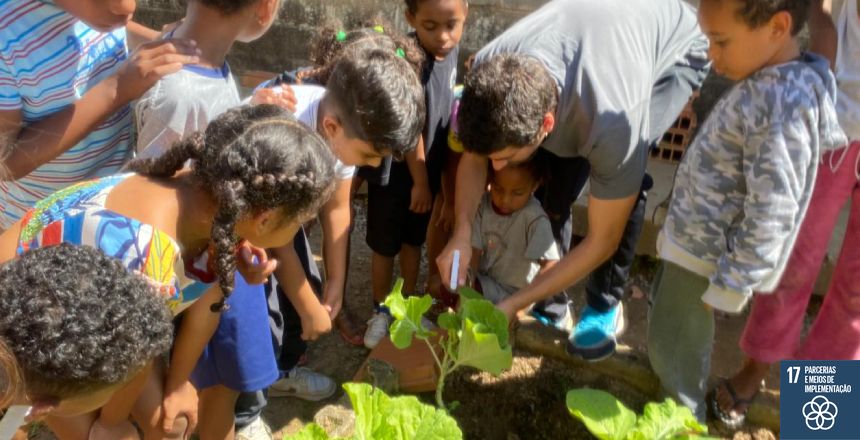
left=0, top=405, right=31, bottom=440
left=450, top=250, right=460, bottom=292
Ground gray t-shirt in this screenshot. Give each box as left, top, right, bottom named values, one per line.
left=135, top=64, right=240, bottom=159
left=471, top=193, right=560, bottom=300
left=474, top=0, right=708, bottom=199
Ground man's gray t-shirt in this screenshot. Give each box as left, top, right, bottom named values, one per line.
left=474, top=0, right=708, bottom=199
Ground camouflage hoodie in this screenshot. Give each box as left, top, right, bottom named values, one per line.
left=658, top=52, right=847, bottom=313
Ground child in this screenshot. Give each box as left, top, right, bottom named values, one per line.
left=0, top=105, right=336, bottom=439
left=233, top=36, right=426, bottom=437
left=0, top=244, right=173, bottom=421
left=133, top=1, right=288, bottom=438
left=470, top=159, right=560, bottom=305
left=712, top=0, right=860, bottom=428
left=363, top=0, right=468, bottom=349
left=648, top=0, right=847, bottom=422
left=0, top=0, right=199, bottom=230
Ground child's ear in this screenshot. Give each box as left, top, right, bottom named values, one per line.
left=541, top=111, right=556, bottom=136
left=769, top=10, right=793, bottom=40
left=257, top=0, right=279, bottom=26
left=254, top=209, right=277, bottom=235
left=322, top=114, right=342, bottom=140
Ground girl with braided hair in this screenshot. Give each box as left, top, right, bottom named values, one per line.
left=0, top=105, right=336, bottom=440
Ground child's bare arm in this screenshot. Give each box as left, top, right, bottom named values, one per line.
left=320, top=178, right=351, bottom=319
left=405, top=136, right=432, bottom=213
left=0, top=39, right=199, bottom=180
left=163, top=285, right=224, bottom=434
left=538, top=258, right=558, bottom=276
left=270, top=244, right=332, bottom=340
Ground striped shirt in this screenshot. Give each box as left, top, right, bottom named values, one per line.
left=0, top=0, right=132, bottom=229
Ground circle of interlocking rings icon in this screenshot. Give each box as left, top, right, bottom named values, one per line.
left=802, top=395, right=839, bottom=431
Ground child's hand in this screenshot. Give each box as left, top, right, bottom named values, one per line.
left=115, top=39, right=201, bottom=103
left=161, top=380, right=198, bottom=437
left=251, top=85, right=297, bottom=113
left=300, top=302, right=333, bottom=341
left=322, top=283, right=343, bottom=319
left=236, top=241, right=278, bottom=285
left=410, top=183, right=432, bottom=214
left=496, top=298, right=519, bottom=325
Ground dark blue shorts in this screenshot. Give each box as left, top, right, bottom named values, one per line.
left=190, top=274, right=278, bottom=392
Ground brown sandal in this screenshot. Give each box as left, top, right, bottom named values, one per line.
left=335, top=313, right=366, bottom=346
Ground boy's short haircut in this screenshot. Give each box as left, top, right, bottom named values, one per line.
left=0, top=244, right=173, bottom=402
left=326, top=45, right=426, bottom=159
left=404, top=0, right=468, bottom=15
left=489, top=153, right=549, bottom=184
left=193, top=0, right=261, bottom=14
left=728, top=0, right=810, bottom=35
left=458, top=53, right=557, bottom=155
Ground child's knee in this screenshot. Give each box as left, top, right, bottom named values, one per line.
left=88, top=419, right=140, bottom=440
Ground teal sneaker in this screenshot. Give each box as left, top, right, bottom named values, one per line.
left=567, top=302, right=625, bottom=361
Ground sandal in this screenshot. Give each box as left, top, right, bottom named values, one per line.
left=708, top=378, right=757, bottom=429
left=335, top=313, right=366, bottom=346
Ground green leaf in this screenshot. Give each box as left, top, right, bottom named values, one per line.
left=634, top=398, right=708, bottom=440
left=384, top=279, right=433, bottom=348
left=565, top=388, right=637, bottom=440
left=459, top=298, right=509, bottom=349
left=437, top=312, right=460, bottom=332
left=456, top=318, right=513, bottom=375
left=346, top=383, right=391, bottom=440
left=344, top=382, right=463, bottom=440
left=457, top=286, right=483, bottom=301
left=283, top=424, right=332, bottom=440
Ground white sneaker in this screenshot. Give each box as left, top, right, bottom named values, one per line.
left=235, top=416, right=272, bottom=440
left=268, top=367, right=337, bottom=401
left=364, top=311, right=391, bottom=349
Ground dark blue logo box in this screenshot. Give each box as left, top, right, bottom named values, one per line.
left=781, top=360, right=860, bottom=439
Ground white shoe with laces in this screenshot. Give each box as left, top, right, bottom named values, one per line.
left=235, top=416, right=272, bottom=440
left=268, top=367, right=337, bottom=401
left=364, top=311, right=391, bottom=349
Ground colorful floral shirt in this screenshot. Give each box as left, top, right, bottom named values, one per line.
left=16, top=174, right=215, bottom=315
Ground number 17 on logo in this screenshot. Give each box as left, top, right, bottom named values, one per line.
left=787, top=366, right=801, bottom=384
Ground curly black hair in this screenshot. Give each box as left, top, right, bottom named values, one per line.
left=458, top=53, right=557, bottom=156
left=192, top=0, right=261, bottom=14
left=128, top=105, right=336, bottom=311
left=0, top=244, right=173, bottom=403
left=709, top=0, right=810, bottom=35
left=324, top=45, right=426, bottom=160
left=306, top=20, right=425, bottom=85
left=488, top=152, right=549, bottom=185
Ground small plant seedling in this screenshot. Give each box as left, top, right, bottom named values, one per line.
left=384, top=279, right=513, bottom=409
left=285, top=383, right=462, bottom=440
left=565, top=388, right=715, bottom=440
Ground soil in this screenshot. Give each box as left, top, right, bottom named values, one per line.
left=27, top=195, right=780, bottom=440
left=264, top=196, right=779, bottom=440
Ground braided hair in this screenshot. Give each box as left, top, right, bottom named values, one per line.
left=128, top=105, right=336, bottom=312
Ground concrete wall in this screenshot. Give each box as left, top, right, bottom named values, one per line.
left=133, top=0, right=551, bottom=75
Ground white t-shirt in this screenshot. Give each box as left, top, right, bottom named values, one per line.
left=835, top=0, right=860, bottom=140
left=136, top=64, right=240, bottom=159
left=291, top=85, right=356, bottom=180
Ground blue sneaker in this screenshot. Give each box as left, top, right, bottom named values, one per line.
left=530, top=307, right=574, bottom=332
left=567, top=302, right=625, bottom=361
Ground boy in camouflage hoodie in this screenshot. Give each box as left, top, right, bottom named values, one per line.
left=647, top=0, right=847, bottom=422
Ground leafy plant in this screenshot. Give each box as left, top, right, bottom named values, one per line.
left=286, top=383, right=463, bottom=440
left=384, top=279, right=513, bottom=408
left=565, top=388, right=714, bottom=440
